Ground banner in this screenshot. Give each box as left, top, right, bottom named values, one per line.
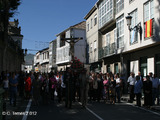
left=145, top=19, right=152, bottom=38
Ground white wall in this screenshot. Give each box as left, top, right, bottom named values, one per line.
left=74, top=29, right=86, bottom=63
left=147, top=57, right=154, bottom=74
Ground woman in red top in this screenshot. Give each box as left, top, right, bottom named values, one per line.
left=25, top=74, right=31, bottom=100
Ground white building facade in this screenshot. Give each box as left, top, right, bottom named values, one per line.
left=34, top=47, right=50, bottom=73
left=49, top=40, right=57, bottom=72
left=85, top=0, right=160, bottom=79
left=56, top=21, right=86, bottom=71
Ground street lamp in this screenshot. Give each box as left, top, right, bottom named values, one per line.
left=126, top=15, right=132, bottom=30
left=126, top=15, right=141, bottom=32
left=126, top=15, right=142, bottom=40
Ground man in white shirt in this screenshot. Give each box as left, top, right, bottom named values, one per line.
left=127, top=72, right=136, bottom=103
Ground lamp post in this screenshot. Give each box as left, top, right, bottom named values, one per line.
left=126, top=15, right=141, bottom=32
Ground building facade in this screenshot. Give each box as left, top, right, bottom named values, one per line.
left=0, top=19, right=24, bottom=73
left=85, top=0, right=160, bottom=79
left=56, top=21, right=86, bottom=71
left=34, top=47, right=49, bottom=73
left=49, top=40, right=57, bottom=72
left=84, top=5, right=100, bottom=72
left=22, top=54, right=34, bottom=73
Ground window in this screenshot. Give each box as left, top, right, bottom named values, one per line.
left=91, top=19, right=93, bottom=29
left=106, top=33, right=110, bottom=46
left=140, top=57, right=147, bottom=77
left=144, top=0, right=154, bottom=22
left=94, top=41, right=97, bottom=50
left=99, top=0, right=113, bottom=28
left=114, top=28, right=117, bottom=48
left=116, top=0, right=124, bottom=14
left=87, top=22, right=89, bottom=32
left=116, top=15, right=124, bottom=49
left=43, top=53, right=44, bottom=60
left=47, top=52, right=49, bottom=59
left=36, top=55, right=39, bottom=60
left=129, top=9, right=138, bottom=44
left=94, top=14, right=97, bottom=26
left=90, top=43, right=92, bottom=52
left=114, top=63, right=118, bottom=74
left=144, top=0, right=154, bottom=38
left=107, top=65, right=110, bottom=73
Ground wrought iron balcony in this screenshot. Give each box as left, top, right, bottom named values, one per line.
left=98, top=48, right=104, bottom=59
left=98, top=42, right=116, bottom=59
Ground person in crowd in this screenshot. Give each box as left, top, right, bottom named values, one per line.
left=32, top=74, right=41, bottom=106
left=143, top=75, right=152, bottom=107
left=60, top=72, right=66, bottom=102
left=18, top=71, right=25, bottom=100
left=103, top=74, right=109, bottom=102
left=79, top=69, right=89, bottom=108
left=93, top=73, right=98, bottom=101
left=109, top=75, right=116, bottom=104
left=75, top=73, right=80, bottom=102
left=3, top=75, right=9, bottom=100
left=30, top=71, right=35, bottom=98
left=127, top=72, right=136, bottom=103
left=97, top=73, right=103, bottom=102
left=134, top=76, right=143, bottom=107
left=88, top=72, right=94, bottom=102
left=49, top=73, right=57, bottom=101
left=152, top=74, right=160, bottom=105
left=149, top=72, right=153, bottom=81
left=63, top=68, right=74, bottom=108
left=57, top=73, right=62, bottom=103
left=41, top=74, right=50, bottom=105
left=25, top=74, right=32, bottom=100
left=9, top=72, right=18, bottom=107
left=115, top=73, right=121, bottom=103
left=138, top=71, right=143, bottom=81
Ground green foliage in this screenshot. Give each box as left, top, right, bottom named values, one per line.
left=0, top=0, right=21, bottom=18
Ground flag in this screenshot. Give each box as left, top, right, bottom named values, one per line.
left=145, top=19, right=152, bottom=38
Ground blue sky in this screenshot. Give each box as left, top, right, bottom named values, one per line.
left=11, top=0, right=97, bottom=54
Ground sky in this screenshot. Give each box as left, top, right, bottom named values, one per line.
left=11, top=0, right=98, bottom=54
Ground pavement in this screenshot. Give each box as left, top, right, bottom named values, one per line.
left=121, top=94, right=160, bottom=112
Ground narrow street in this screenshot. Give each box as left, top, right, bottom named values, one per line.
left=25, top=99, right=160, bottom=120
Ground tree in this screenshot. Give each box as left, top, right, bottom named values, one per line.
left=0, top=0, right=21, bottom=71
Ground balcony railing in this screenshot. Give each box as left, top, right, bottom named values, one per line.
left=98, top=42, right=116, bottom=59
left=98, top=48, right=104, bottom=59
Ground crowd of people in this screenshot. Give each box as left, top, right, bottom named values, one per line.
left=0, top=70, right=159, bottom=109
left=127, top=72, right=160, bottom=107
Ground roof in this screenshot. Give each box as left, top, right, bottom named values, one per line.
left=36, top=47, right=49, bottom=54
left=49, top=39, right=56, bottom=43
left=84, top=5, right=97, bottom=20
left=56, top=21, right=86, bottom=36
